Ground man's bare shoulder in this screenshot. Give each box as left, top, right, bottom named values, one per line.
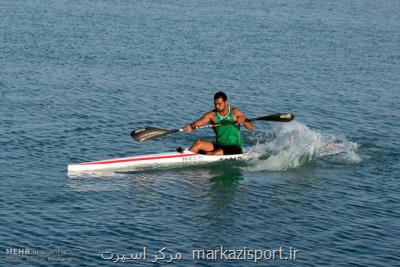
left=232, top=107, right=243, bottom=115
left=205, top=110, right=216, bottom=118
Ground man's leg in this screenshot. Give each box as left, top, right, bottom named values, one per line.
left=205, top=149, right=223, bottom=155
left=189, top=140, right=216, bottom=154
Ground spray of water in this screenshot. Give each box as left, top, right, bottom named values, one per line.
left=242, top=121, right=361, bottom=172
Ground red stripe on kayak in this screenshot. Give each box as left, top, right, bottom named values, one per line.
left=79, top=153, right=197, bottom=165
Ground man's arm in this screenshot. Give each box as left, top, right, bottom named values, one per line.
left=183, top=112, right=212, bottom=132
left=233, top=108, right=255, bottom=130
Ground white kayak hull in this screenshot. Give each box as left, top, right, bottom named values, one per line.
left=68, top=149, right=247, bottom=174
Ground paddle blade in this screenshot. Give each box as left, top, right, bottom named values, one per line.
left=252, top=113, right=295, bottom=122
left=131, top=127, right=177, bottom=142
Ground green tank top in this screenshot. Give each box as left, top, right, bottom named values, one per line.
left=215, top=106, right=244, bottom=148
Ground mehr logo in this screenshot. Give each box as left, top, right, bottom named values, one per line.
left=6, top=248, right=31, bottom=255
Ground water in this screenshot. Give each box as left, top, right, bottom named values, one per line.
left=1, top=0, right=399, bottom=266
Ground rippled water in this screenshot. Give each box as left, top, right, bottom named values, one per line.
left=1, top=0, right=399, bottom=266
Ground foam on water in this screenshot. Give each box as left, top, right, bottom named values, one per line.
left=243, top=121, right=361, bottom=172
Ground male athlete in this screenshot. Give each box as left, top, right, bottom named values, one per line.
left=182, top=91, right=254, bottom=155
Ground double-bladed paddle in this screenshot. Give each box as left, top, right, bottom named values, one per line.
left=131, top=113, right=295, bottom=142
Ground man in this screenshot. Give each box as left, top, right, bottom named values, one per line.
left=182, top=91, right=254, bottom=155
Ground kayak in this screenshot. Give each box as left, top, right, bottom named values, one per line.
left=67, top=148, right=248, bottom=175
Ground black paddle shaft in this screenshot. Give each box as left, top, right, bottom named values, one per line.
left=131, top=113, right=294, bottom=142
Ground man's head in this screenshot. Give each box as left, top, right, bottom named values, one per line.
left=214, top=91, right=228, bottom=112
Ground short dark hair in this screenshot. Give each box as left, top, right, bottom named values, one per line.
left=214, top=91, right=227, bottom=101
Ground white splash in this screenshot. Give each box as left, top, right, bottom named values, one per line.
left=242, top=121, right=361, bottom=172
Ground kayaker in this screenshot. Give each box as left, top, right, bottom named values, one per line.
left=182, top=91, right=254, bottom=155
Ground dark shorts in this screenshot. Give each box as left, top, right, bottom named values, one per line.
left=213, top=143, right=243, bottom=155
